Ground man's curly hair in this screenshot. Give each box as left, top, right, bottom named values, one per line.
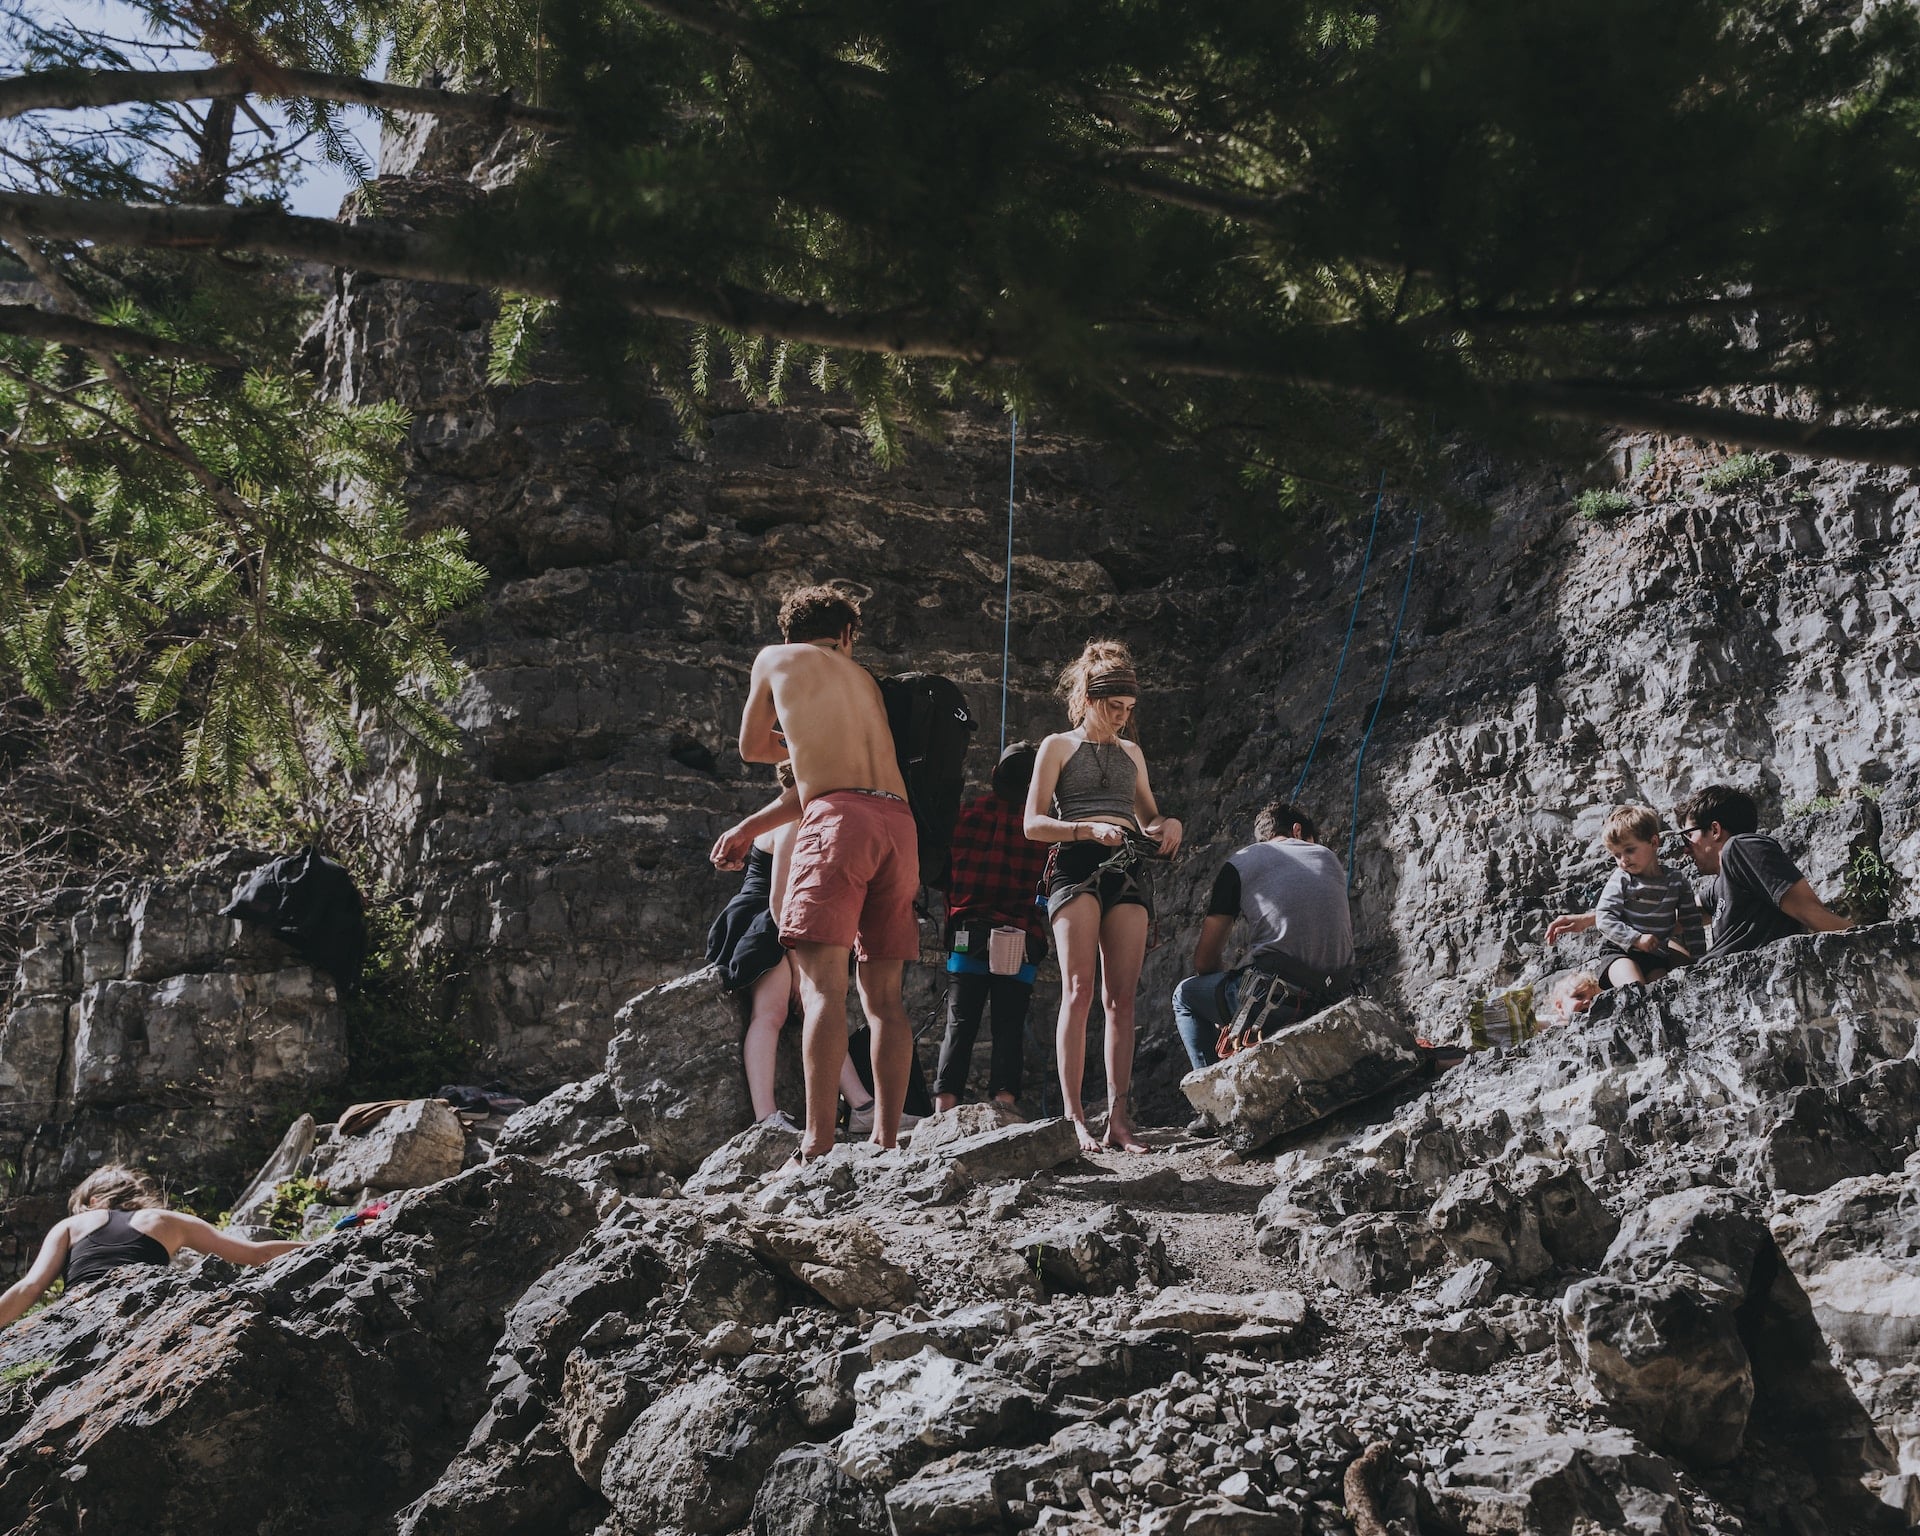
left=778, top=586, right=862, bottom=643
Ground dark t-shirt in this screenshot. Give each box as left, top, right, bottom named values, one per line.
left=1701, top=834, right=1807, bottom=958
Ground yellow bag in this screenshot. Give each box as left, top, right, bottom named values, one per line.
left=1469, top=985, right=1538, bottom=1051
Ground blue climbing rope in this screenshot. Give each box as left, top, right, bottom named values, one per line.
left=1290, top=470, right=1388, bottom=801
left=1346, top=511, right=1423, bottom=889
left=1000, top=413, right=1018, bottom=753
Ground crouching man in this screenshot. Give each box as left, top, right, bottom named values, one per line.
left=1171, top=800, right=1355, bottom=1078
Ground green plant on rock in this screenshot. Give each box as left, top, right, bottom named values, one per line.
left=264, top=1174, right=328, bottom=1238
left=1701, top=453, right=1777, bottom=492
left=1843, top=847, right=1896, bottom=923
left=1576, top=488, right=1635, bottom=520
left=0, top=1359, right=54, bottom=1385
left=344, top=901, right=482, bottom=1099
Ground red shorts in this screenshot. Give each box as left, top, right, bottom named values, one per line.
left=781, top=791, right=921, bottom=962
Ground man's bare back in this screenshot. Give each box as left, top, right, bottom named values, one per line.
left=740, top=640, right=906, bottom=804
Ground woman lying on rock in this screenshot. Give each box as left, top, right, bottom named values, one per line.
left=0, top=1165, right=302, bottom=1329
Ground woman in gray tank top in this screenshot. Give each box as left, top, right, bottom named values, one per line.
left=1023, top=640, right=1183, bottom=1154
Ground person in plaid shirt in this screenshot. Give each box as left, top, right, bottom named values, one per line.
left=934, top=743, right=1051, bottom=1110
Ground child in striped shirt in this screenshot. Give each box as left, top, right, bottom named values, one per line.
left=1547, top=805, right=1707, bottom=990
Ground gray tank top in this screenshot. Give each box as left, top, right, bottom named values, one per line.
left=1052, top=739, right=1137, bottom=824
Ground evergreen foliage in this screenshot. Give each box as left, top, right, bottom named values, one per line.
left=0, top=316, right=484, bottom=800
left=6, top=0, right=1920, bottom=799
left=0, top=4, right=484, bottom=808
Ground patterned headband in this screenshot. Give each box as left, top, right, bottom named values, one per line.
left=1084, top=668, right=1139, bottom=699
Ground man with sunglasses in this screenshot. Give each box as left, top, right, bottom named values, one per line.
left=1672, top=785, right=1849, bottom=957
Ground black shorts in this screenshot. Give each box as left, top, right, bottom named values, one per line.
left=1597, top=942, right=1684, bottom=990
left=1046, top=840, right=1154, bottom=920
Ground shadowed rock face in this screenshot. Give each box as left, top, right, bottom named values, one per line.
left=0, top=1159, right=594, bottom=1533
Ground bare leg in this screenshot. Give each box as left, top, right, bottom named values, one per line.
left=936, top=1092, right=959, bottom=1112
left=1096, top=904, right=1152, bottom=1153
left=856, top=958, right=912, bottom=1148
left=1606, top=955, right=1646, bottom=988
left=742, top=959, right=793, bottom=1122
left=1051, top=895, right=1106, bottom=1155
left=791, top=943, right=854, bottom=1160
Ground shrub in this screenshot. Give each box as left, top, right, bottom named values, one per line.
left=343, top=902, right=481, bottom=1099
left=1701, top=453, right=1776, bottom=492
left=1843, top=847, right=1896, bottom=923
left=1576, top=487, right=1634, bottom=520
left=265, top=1175, right=329, bottom=1238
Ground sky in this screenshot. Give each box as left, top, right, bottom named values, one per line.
left=17, top=1, right=387, bottom=218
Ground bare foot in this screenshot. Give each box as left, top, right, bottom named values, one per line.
left=1069, top=1117, right=1103, bottom=1156
left=1103, top=1111, right=1152, bottom=1155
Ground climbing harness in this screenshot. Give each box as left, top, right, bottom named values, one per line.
left=1346, top=511, right=1422, bottom=889
left=1000, top=412, right=1018, bottom=753
left=1042, top=830, right=1168, bottom=954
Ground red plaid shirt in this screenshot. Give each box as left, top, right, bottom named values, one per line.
left=946, top=793, right=1050, bottom=943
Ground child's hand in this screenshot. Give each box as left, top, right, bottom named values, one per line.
left=1545, top=913, right=1591, bottom=945
left=1631, top=933, right=1662, bottom=953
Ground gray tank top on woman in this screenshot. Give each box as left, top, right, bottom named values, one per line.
left=1052, top=740, right=1137, bottom=824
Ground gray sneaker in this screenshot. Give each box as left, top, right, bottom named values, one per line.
left=758, top=1109, right=801, bottom=1134
left=846, top=1103, right=922, bottom=1138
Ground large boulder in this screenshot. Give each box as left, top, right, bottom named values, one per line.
left=1011, top=1205, right=1170, bottom=1296
left=0, top=1160, right=596, bottom=1533
left=747, top=1216, right=917, bottom=1310
left=1556, top=1189, right=1770, bottom=1466
left=685, top=1119, right=804, bottom=1197
left=601, top=1371, right=806, bottom=1534
left=1770, top=1161, right=1920, bottom=1519
left=606, top=967, right=755, bottom=1176
left=1180, top=997, right=1424, bottom=1153
left=323, top=1097, right=469, bottom=1195
left=493, top=1073, right=640, bottom=1166
left=835, top=1348, right=1050, bottom=1484
left=1420, top=1412, right=1689, bottom=1536
left=753, top=1443, right=889, bottom=1536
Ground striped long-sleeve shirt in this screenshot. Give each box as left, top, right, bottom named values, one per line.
left=1595, top=864, right=1707, bottom=955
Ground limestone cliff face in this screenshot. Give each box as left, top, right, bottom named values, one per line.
left=313, top=107, right=1920, bottom=1116
left=3, top=112, right=1917, bottom=1227
left=1162, top=448, right=1920, bottom=1045
left=305, top=119, right=1251, bottom=1092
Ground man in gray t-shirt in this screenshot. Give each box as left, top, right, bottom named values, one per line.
left=1172, top=800, right=1354, bottom=1073
left=1673, top=784, right=1849, bottom=957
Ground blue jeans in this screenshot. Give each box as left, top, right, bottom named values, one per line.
left=1173, top=971, right=1241, bottom=1072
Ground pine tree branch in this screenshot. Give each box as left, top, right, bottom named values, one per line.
left=625, top=0, right=886, bottom=97
left=0, top=64, right=570, bottom=132
left=1, top=231, right=263, bottom=557
left=0, top=302, right=241, bottom=366
left=8, top=189, right=1920, bottom=467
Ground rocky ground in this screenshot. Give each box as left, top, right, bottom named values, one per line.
left=0, top=920, right=1914, bottom=1536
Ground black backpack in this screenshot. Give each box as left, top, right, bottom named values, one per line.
left=221, top=845, right=369, bottom=994
left=878, top=673, right=975, bottom=890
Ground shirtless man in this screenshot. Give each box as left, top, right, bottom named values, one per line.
left=720, top=586, right=919, bottom=1159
